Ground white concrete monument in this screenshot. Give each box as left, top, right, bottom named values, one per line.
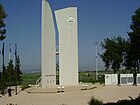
left=41, top=0, right=56, bottom=87
left=55, top=7, right=78, bottom=85
left=41, top=0, right=78, bottom=87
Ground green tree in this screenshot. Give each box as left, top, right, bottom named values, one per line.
left=0, top=72, right=2, bottom=89
left=127, top=8, right=140, bottom=85
left=15, top=55, right=22, bottom=95
left=6, top=60, right=15, bottom=86
left=15, top=55, right=22, bottom=84
left=0, top=4, right=7, bottom=93
left=123, top=40, right=133, bottom=71
left=101, top=36, right=127, bottom=74
left=0, top=4, right=7, bottom=41
left=0, top=42, right=7, bottom=95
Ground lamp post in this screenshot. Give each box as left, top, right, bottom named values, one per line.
left=95, top=42, right=98, bottom=80
left=15, top=44, right=17, bottom=95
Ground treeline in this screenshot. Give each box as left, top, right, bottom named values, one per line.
left=0, top=4, right=22, bottom=93
left=100, top=8, right=140, bottom=85
left=0, top=58, right=22, bottom=89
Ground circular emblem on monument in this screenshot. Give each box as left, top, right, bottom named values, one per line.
left=67, top=16, right=75, bottom=24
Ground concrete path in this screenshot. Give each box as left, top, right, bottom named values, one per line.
left=0, top=85, right=140, bottom=105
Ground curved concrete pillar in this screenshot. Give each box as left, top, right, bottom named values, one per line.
left=41, top=0, right=56, bottom=87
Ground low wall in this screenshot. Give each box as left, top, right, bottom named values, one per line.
left=105, top=74, right=118, bottom=85
left=105, top=74, right=140, bottom=85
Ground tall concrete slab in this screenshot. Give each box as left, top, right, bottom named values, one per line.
left=55, top=7, right=79, bottom=85
left=41, top=0, right=56, bottom=87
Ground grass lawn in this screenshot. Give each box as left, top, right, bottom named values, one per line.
left=21, top=72, right=41, bottom=85
left=21, top=71, right=105, bottom=86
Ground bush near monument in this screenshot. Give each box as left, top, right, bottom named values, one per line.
left=88, top=95, right=140, bottom=105
left=88, top=96, right=103, bottom=105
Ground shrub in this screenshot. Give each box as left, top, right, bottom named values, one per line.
left=104, top=94, right=140, bottom=105
left=88, top=96, right=103, bottom=105
left=89, top=94, right=140, bottom=105
left=21, top=85, right=31, bottom=90
left=7, top=103, right=17, bottom=105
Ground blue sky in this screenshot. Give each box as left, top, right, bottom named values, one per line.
left=0, top=0, right=140, bottom=72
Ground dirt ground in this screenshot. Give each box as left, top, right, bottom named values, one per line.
left=0, top=85, right=140, bottom=105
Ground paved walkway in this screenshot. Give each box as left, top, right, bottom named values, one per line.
left=0, top=85, right=140, bottom=105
